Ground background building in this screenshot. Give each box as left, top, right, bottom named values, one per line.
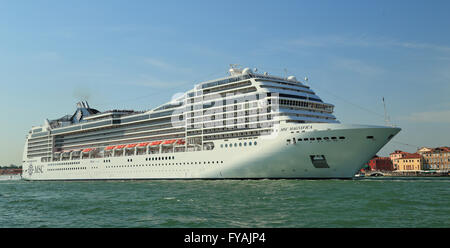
left=420, top=147, right=450, bottom=172
left=367, top=156, right=394, bottom=171
left=390, top=150, right=410, bottom=170
left=397, top=153, right=423, bottom=171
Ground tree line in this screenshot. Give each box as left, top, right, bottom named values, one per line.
left=0, top=165, right=22, bottom=169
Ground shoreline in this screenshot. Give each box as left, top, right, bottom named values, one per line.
left=362, top=171, right=449, bottom=177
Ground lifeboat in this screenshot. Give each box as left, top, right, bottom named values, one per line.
left=115, top=145, right=126, bottom=149
left=126, top=144, right=137, bottom=149
left=137, top=142, right=150, bottom=148
left=162, top=139, right=177, bottom=145
left=150, top=141, right=163, bottom=146
left=176, top=139, right=185, bottom=145
left=82, top=148, right=94, bottom=153
left=105, top=145, right=116, bottom=151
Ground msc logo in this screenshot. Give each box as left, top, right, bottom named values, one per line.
left=28, top=164, right=43, bottom=176
left=28, top=164, right=34, bottom=176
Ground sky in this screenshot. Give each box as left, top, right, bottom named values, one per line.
left=0, top=0, right=449, bottom=166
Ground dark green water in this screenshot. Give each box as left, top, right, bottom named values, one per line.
left=1, top=177, right=449, bottom=228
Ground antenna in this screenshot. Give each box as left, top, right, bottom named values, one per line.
left=382, top=97, right=392, bottom=126
left=284, top=68, right=288, bottom=79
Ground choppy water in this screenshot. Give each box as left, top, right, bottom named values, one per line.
left=0, top=177, right=449, bottom=228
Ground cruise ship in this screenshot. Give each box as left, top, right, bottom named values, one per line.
left=22, top=66, right=400, bottom=180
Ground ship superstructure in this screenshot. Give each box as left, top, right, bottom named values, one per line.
left=22, top=66, right=400, bottom=180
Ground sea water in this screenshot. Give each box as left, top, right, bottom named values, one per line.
left=0, top=177, right=449, bottom=228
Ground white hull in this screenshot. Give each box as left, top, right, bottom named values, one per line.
left=22, top=123, right=400, bottom=180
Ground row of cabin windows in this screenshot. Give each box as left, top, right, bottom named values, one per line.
left=286, top=136, right=346, bottom=144
left=220, top=141, right=258, bottom=148
left=48, top=167, right=87, bottom=171
left=106, top=160, right=224, bottom=168
left=103, top=156, right=176, bottom=163
left=49, top=161, right=81, bottom=166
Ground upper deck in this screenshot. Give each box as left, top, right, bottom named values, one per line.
left=25, top=66, right=338, bottom=161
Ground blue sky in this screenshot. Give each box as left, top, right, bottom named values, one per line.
left=1, top=0, right=449, bottom=165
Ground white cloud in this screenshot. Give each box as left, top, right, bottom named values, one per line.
left=332, top=58, right=385, bottom=76
left=143, top=57, right=193, bottom=75
left=144, top=58, right=174, bottom=71
left=399, top=110, right=450, bottom=123
left=125, top=74, right=190, bottom=89
left=286, top=35, right=450, bottom=53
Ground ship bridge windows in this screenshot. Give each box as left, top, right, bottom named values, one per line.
left=278, top=98, right=333, bottom=113
left=200, top=74, right=252, bottom=89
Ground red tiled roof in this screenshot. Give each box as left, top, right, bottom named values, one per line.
left=422, top=147, right=450, bottom=153
left=390, top=150, right=410, bottom=155
left=373, top=156, right=390, bottom=160
left=436, top=147, right=450, bottom=152
left=400, top=153, right=422, bottom=159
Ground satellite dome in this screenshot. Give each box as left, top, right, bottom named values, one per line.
left=287, top=76, right=297, bottom=81
left=242, top=68, right=252, bottom=75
